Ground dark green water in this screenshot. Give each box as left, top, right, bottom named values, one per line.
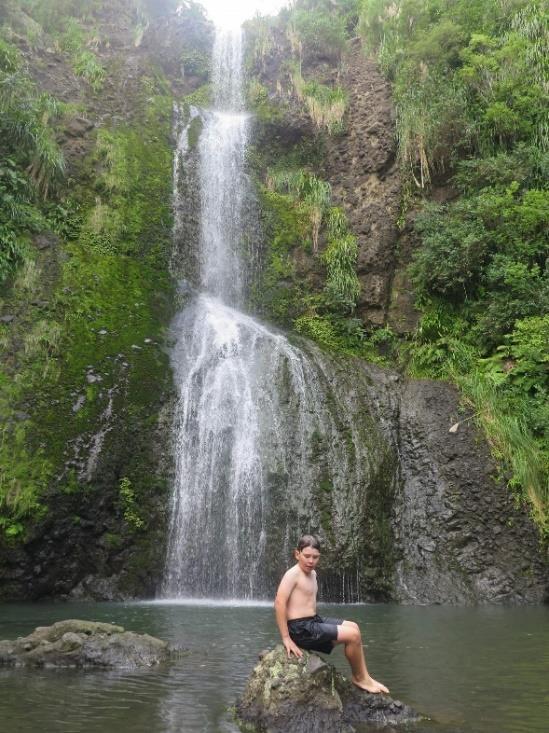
left=0, top=601, right=547, bottom=733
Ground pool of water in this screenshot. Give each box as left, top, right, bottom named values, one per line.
left=0, top=601, right=547, bottom=733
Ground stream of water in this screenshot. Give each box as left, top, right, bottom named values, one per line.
left=162, top=26, right=382, bottom=600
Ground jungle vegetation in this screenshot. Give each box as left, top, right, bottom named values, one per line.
left=0, top=0, right=209, bottom=543
left=1, top=0, right=547, bottom=538
left=357, top=0, right=548, bottom=534
left=246, top=0, right=548, bottom=534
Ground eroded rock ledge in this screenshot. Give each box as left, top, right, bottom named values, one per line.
left=0, top=619, right=169, bottom=668
left=235, top=646, right=422, bottom=733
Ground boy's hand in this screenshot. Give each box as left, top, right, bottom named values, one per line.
left=283, top=638, right=303, bottom=659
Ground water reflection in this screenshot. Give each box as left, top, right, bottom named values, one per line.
left=0, top=603, right=547, bottom=733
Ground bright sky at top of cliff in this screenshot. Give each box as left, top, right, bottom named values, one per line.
left=197, top=0, right=289, bottom=27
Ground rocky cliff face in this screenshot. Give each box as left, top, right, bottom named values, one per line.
left=294, top=351, right=547, bottom=604
left=0, top=1, right=212, bottom=601
left=241, top=25, right=547, bottom=603
left=1, top=6, right=546, bottom=604
left=364, top=366, right=547, bottom=603
left=245, top=29, right=418, bottom=332
left=321, top=38, right=401, bottom=327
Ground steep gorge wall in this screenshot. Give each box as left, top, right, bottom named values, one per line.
left=243, top=27, right=547, bottom=603
left=0, top=1, right=213, bottom=600
left=0, top=6, right=546, bottom=604
left=245, top=28, right=417, bottom=332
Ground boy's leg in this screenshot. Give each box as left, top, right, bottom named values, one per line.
left=334, top=620, right=389, bottom=694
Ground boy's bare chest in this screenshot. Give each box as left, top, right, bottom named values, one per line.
left=296, top=573, right=317, bottom=598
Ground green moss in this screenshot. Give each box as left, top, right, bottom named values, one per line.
left=119, top=476, right=144, bottom=531
left=253, top=186, right=314, bottom=324
left=187, top=115, right=203, bottom=150
left=314, top=476, right=334, bottom=537
left=247, top=77, right=285, bottom=124
left=183, top=83, right=212, bottom=109
left=0, top=73, right=176, bottom=537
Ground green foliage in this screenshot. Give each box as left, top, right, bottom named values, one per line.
left=324, top=210, right=361, bottom=307
left=119, top=477, right=144, bottom=530
left=302, top=80, right=347, bottom=134
left=0, top=38, right=65, bottom=281
left=0, top=39, right=65, bottom=199
left=244, top=14, right=277, bottom=72
left=180, top=47, right=210, bottom=79
left=399, top=301, right=548, bottom=534
left=18, top=1, right=104, bottom=32
left=0, top=518, right=24, bottom=540
left=458, top=370, right=548, bottom=537
left=56, top=15, right=89, bottom=53
left=498, top=316, right=549, bottom=436
left=410, top=184, right=549, bottom=346
left=290, top=6, right=348, bottom=60
left=246, top=78, right=283, bottom=124
left=255, top=186, right=310, bottom=323
left=80, top=113, right=173, bottom=256
left=410, top=201, right=489, bottom=300
left=359, top=0, right=548, bottom=184
left=267, top=168, right=331, bottom=252
left=0, top=76, right=175, bottom=532
left=73, top=50, right=105, bottom=91
left=322, top=233, right=360, bottom=311
left=258, top=161, right=364, bottom=343
left=295, top=313, right=341, bottom=349
left=183, top=83, right=212, bottom=109
left=0, top=160, right=42, bottom=281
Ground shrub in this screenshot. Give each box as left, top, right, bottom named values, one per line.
left=267, top=169, right=331, bottom=253
left=294, top=313, right=341, bottom=349
left=410, top=201, right=489, bottom=300
left=322, top=233, right=360, bottom=312
left=302, top=81, right=347, bottom=134
left=119, top=477, right=145, bottom=531
left=290, top=8, right=347, bottom=60
left=73, top=50, right=105, bottom=91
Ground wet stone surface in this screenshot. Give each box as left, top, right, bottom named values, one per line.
left=0, top=619, right=169, bottom=669
left=235, top=645, right=422, bottom=733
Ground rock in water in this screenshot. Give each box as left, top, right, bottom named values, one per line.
left=0, top=619, right=169, bottom=668
left=235, top=646, right=422, bottom=732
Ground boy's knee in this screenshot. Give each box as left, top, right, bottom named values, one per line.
left=348, top=626, right=361, bottom=643
left=343, top=621, right=360, bottom=637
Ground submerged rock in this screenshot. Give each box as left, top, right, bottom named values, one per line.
left=235, top=646, right=422, bottom=733
left=0, top=619, right=169, bottom=669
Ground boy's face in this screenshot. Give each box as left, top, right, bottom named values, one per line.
left=295, top=546, right=320, bottom=574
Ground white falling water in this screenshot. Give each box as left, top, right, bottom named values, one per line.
left=162, top=28, right=378, bottom=600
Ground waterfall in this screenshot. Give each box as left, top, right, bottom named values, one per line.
left=162, top=27, right=391, bottom=600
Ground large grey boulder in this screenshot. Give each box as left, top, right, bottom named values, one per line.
left=235, top=646, right=422, bottom=733
left=0, top=619, right=169, bottom=668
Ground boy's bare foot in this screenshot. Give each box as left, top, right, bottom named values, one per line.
left=351, top=676, right=389, bottom=694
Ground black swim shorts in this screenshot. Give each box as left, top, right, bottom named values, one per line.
left=287, top=614, right=343, bottom=655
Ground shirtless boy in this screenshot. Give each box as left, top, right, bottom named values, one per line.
left=274, top=534, right=389, bottom=694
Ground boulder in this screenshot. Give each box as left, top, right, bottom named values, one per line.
left=0, top=619, right=169, bottom=669
left=235, top=646, right=422, bottom=733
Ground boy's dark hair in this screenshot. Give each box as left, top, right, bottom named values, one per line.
left=297, top=534, right=320, bottom=552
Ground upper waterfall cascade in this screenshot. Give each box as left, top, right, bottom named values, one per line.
left=162, top=27, right=383, bottom=600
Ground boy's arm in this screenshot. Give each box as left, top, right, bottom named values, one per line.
left=274, top=570, right=303, bottom=659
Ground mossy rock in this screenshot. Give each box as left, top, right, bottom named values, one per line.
left=0, top=619, right=169, bottom=669
left=235, top=645, right=422, bottom=733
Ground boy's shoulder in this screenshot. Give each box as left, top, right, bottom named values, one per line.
left=281, top=564, right=300, bottom=583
